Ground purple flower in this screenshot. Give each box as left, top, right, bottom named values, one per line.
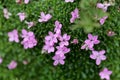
left=7, top=60, right=17, bottom=70
left=0, top=57, right=3, bottom=64
left=54, top=21, right=62, bottom=34
left=21, top=29, right=37, bottom=49
left=43, top=44, right=55, bottom=53
left=24, top=0, right=29, bottom=4
left=25, top=21, right=34, bottom=29
left=97, top=2, right=111, bottom=12
left=52, top=54, right=66, bottom=66
left=71, top=39, right=78, bottom=44
left=8, top=29, right=19, bottom=43
left=45, top=31, right=58, bottom=45
left=3, top=8, right=12, bottom=19
left=59, top=34, right=70, bottom=47
left=17, top=12, right=26, bottom=22
left=100, top=16, right=108, bottom=25
left=70, top=8, right=79, bottom=23
left=99, top=68, right=112, bottom=80
left=55, top=46, right=70, bottom=56
left=81, top=34, right=100, bottom=50
left=65, top=0, right=74, bottom=3
left=90, top=50, right=106, bottom=65
left=38, top=12, right=52, bottom=22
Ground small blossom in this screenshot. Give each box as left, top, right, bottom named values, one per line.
left=24, top=0, right=29, bottom=4
left=100, top=16, right=108, bottom=25
left=0, top=57, right=3, bottom=64
left=8, top=29, right=19, bottom=43
left=52, top=54, right=66, bottom=66
left=81, top=34, right=100, bottom=50
left=71, top=39, right=78, bottom=44
left=59, top=34, right=71, bottom=47
left=65, top=0, right=74, bottom=3
left=97, top=2, right=111, bottom=12
left=54, top=21, right=62, bottom=34
left=38, top=12, right=52, bottom=22
left=90, top=50, right=106, bottom=65
left=3, top=8, right=12, bottom=19
left=107, top=30, right=115, bottom=36
left=7, top=60, right=17, bottom=70
left=45, top=31, right=58, bottom=45
left=99, top=68, right=112, bottom=80
left=55, top=46, right=70, bottom=57
left=25, top=21, right=34, bottom=29
left=70, top=8, right=79, bottom=23
left=17, top=12, right=26, bottom=22
left=43, top=44, right=55, bottom=53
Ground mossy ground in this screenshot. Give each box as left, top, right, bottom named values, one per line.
left=0, top=0, right=120, bottom=80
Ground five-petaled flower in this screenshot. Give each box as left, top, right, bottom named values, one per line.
left=17, top=12, right=26, bottom=22
left=8, top=29, right=19, bottom=43
left=90, top=50, right=106, bottom=65
left=99, top=68, right=112, bottom=80
left=81, top=34, right=100, bottom=50
left=70, top=8, right=79, bottom=23
left=38, top=12, right=52, bottom=22
left=52, top=54, right=66, bottom=66
left=7, top=60, right=17, bottom=70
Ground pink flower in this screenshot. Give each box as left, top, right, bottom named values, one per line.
left=81, top=34, right=100, bottom=50
left=52, top=54, right=66, bottom=66
left=38, top=12, right=52, bottom=22
left=99, top=68, right=112, bottom=80
left=3, top=8, right=12, bottom=19
left=8, top=29, right=19, bottom=43
left=97, top=3, right=111, bottom=12
left=7, top=60, right=17, bottom=70
left=0, top=57, right=3, bottom=64
left=65, top=0, right=74, bottom=3
left=71, top=39, right=78, bottom=44
left=21, top=29, right=37, bottom=49
left=59, top=34, right=71, bottom=47
left=17, top=12, right=26, bottom=22
left=25, top=21, right=34, bottom=28
left=16, top=0, right=22, bottom=4
left=90, top=50, right=106, bottom=65
left=70, top=8, right=79, bottom=23
left=24, top=0, right=30, bottom=4
left=100, top=16, right=108, bottom=25
left=54, top=21, right=62, bottom=34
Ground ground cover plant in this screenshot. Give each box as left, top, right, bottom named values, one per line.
left=0, top=0, right=120, bottom=80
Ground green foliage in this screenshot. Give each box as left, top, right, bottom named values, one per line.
left=0, top=0, right=120, bottom=80
left=71, top=0, right=108, bottom=32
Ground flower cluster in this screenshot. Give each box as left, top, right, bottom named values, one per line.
left=8, top=29, right=37, bottom=49
left=21, top=29, right=37, bottom=49
left=43, top=21, right=70, bottom=66
left=81, top=33, right=112, bottom=80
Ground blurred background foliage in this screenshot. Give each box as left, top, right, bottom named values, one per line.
left=0, top=0, right=120, bottom=80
